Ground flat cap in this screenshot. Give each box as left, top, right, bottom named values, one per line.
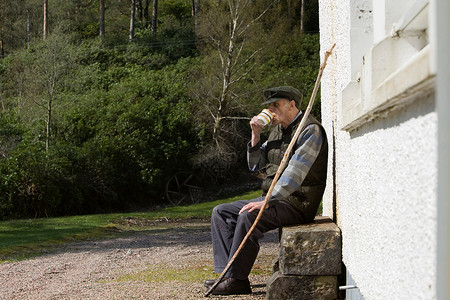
left=262, top=86, right=303, bottom=105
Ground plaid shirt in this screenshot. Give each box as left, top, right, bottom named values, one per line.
left=247, top=112, right=325, bottom=204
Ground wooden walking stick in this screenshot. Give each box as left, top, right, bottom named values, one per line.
left=205, top=43, right=336, bottom=297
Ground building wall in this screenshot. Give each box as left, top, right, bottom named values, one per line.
left=435, top=0, right=450, bottom=298
left=318, top=1, right=438, bottom=299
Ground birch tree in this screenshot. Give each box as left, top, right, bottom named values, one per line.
left=192, top=0, right=200, bottom=28
left=152, top=0, right=158, bottom=36
left=43, top=0, right=48, bottom=40
left=25, top=30, right=75, bottom=151
left=129, top=0, right=136, bottom=42
left=99, top=0, right=105, bottom=37
left=196, top=0, right=273, bottom=149
left=300, top=0, right=305, bottom=32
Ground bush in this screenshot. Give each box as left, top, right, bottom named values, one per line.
left=56, top=58, right=200, bottom=213
left=0, top=57, right=201, bottom=219
left=0, top=142, right=74, bottom=218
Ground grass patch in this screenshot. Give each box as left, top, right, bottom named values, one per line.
left=115, top=253, right=274, bottom=285
left=118, top=263, right=215, bottom=283
left=141, top=190, right=262, bottom=220
left=0, top=190, right=262, bottom=262
left=0, top=214, right=121, bottom=261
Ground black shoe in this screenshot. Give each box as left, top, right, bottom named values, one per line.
left=204, top=279, right=216, bottom=287
left=204, top=277, right=229, bottom=288
left=210, top=277, right=252, bottom=295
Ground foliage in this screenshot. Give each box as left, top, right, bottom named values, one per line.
left=0, top=57, right=201, bottom=219
left=254, top=31, right=321, bottom=118
left=0, top=0, right=320, bottom=219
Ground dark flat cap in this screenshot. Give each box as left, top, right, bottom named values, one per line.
left=262, top=86, right=303, bottom=105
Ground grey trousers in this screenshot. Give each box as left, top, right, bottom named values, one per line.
left=211, top=196, right=306, bottom=279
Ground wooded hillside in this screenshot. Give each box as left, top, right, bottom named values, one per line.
left=0, top=0, right=320, bottom=219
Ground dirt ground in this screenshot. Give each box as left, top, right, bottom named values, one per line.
left=0, top=219, right=279, bottom=300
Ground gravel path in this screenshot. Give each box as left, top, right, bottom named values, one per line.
left=0, top=219, right=279, bottom=299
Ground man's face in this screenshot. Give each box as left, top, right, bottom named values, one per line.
left=267, top=99, right=294, bottom=126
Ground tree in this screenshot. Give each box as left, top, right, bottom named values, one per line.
left=136, top=0, right=142, bottom=20
left=24, top=30, right=75, bottom=151
left=196, top=0, right=272, bottom=149
left=192, top=0, right=200, bottom=28
left=132, top=0, right=151, bottom=28
left=2, top=52, right=28, bottom=113
left=0, top=1, right=33, bottom=54
left=27, top=10, right=31, bottom=48
left=0, top=59, right=4, bottom=110
left=152, top=0, right=158, bottom=36
left=129, top=0, right=136, bottom=42
left=143, top=0, right=150, bottom=27
left=0, top=1, right=5, bottom=56
left=43, top=0, right=48, bottom=40
left=99, top=0, right=105, bottom=37
left=300, top=0, right=305, bottom=32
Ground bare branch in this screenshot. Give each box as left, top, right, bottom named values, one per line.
left=231, top=40, right=245, bottom=69
left=205, top=104, right=218, bottom=121
left=229, top=48, right=262, bottom=85
left=232, top=47, right=262, bottom=76
left=237, top=0, right=276, bottom=37
left=221, top=116, right=251, bottom=121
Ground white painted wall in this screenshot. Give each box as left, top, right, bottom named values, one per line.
left=434, top=0, right=450, bottom=297
left=319, top=0, right=440, bottom=299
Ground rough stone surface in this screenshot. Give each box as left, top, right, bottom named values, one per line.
left=266, top=271, right=338, bottom=300
left=279, top=216, right=341, bottom=275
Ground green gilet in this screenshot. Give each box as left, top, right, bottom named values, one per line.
left=261, top=113, right=328, bottom=222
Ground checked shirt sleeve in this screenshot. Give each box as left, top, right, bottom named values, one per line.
left=247, top=140, right=268, bottom=172
left=270, top=124, right=324, bottom=203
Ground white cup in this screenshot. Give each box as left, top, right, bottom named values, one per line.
left=257, top=109, right=274, bottom=126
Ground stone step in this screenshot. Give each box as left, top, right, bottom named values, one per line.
left=278, top=216, right=342, bottom=276
left=266, top=271, right=338, bottom=300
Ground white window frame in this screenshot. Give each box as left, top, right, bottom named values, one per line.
left=341, top=0, right=434, bottom=132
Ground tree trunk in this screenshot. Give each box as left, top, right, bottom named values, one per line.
left=27, top=10, right=31, bottom=48
left=99, top=0, right=105, bottom=37
left=192, top=0, right=200, bottom=28
left=46, top=95, right=52, bottom=152
left=0, top=54, right=3, bottom=110
left=136, top=0, right=143, bottom=21
left=43, top=0, right=48, bottom=40
left=300, top=0, right=305, bottom=32
left=143, top=0, right=150, bottom=28
left=129, top=0, right=136, bottom=42
left=152, top=0, right=158, bottom=37
left=192, top=0, right=200, bottom=16
left=0, top=39, right=4, bottom=58
left=0, top=87, right=4, bottom=112
left=213, top=2, right=238, bottom=143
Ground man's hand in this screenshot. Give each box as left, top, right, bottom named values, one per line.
left=250, top=116, right=264, bottom=147
left=239, top=201, right=265, bottom=214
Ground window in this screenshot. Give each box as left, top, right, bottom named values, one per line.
left=341, top=0, right=433, bottom=131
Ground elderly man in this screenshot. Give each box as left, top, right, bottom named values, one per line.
left=205, top=86, right=328, bottom=295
